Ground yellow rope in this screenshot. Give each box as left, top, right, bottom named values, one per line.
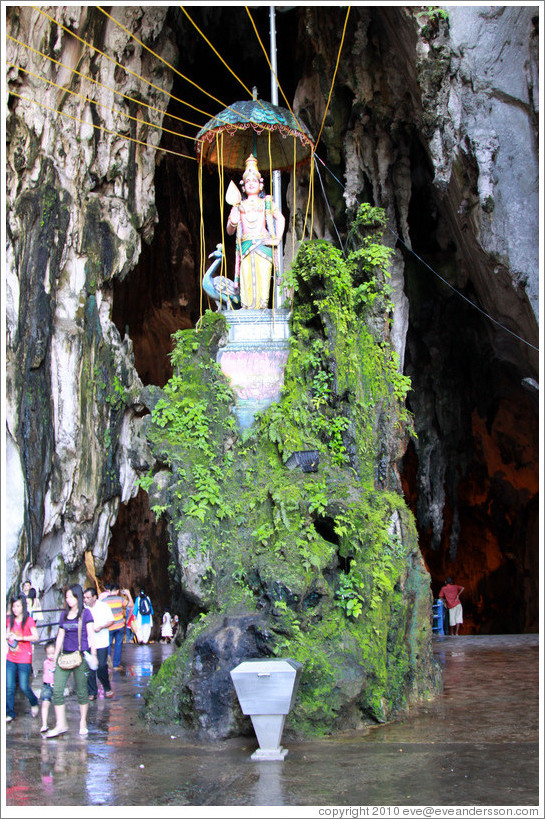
left=268, top=129, right=275, bottom=310
left=301, top=147, right=316, bottom=242
left=292, top=135, right=297, bottom=278
left=309, top=153, right=316, bottom=241
left=314, top=7, right=351, bottom=149
left=8, top=91, right=197, bottom=162
left=6, top=61, right=199, bottom=144
left=6, top=34, right=204, bottom=131
left=244, top=6, right=305, bottom=133
left=180, top=6, right=255, bottom=100
left=33, top=6, right=214, bottom=120
left=180, top=5, right=283, bottom=131
left=218, top=132, right=227, bottom=283
left=96, top=6, right=252, bottom=125
left=199, top=151, right=205, bottom=319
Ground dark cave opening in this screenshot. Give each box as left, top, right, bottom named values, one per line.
left=108, top=7, right=538, bottom=636
left=101, top=489, right=207, bottom=637
left=313, top=515, right=340, bottom=547
left=400, top=138, right=539, bottom=634
left=101, top=490, right=171, bottom=641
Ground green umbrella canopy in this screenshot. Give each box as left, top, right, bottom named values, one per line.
left=196, top=99, right=314, bottom=173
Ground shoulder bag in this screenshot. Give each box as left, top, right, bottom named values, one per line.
left=57, top=616, right=83, bottom=670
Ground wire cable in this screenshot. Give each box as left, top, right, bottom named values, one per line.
left=390, top=228, right=539, bottom=352
left=7, top=34, right=204, bottom=132
left=313, top=155, right=539, bottom=352
left=8, top=90, right=197, bottom=162
left=96, top=6, right=254, bottom=126
left=181, top=5, right=290, bottom=134
left=180, top=6, right=255, bottom=101
left=33, top=6, right=214, bottom=120
left=244, top=5, right=305, bottom=133
left=314, top=155, right=346, bottom=257
left=315, top=6, right=351, bottom=150
left=6, top=60, right=199, bottom=145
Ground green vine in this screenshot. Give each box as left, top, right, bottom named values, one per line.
left=141, top=205, right=435, bottom=734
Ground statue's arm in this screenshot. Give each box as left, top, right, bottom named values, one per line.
left=227, top=205, right=240, bottom=236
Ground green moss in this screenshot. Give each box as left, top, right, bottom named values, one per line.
left=141, top=205, right=437, bottom=736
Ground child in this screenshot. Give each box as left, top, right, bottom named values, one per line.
left=161, top=612, right=173, bottom=644
left=40, top=640, right=56, bottom=733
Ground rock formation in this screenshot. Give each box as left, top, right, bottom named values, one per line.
left=4, top=4, right=539, bottom=735
left=5, top=5, right=172, bottom=600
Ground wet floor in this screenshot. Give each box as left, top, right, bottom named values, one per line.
left=3, top=634, right=540, bottom=811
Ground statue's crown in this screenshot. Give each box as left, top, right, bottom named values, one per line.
left=242, top=154, right=261, bottom=180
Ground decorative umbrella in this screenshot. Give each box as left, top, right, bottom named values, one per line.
left=195, top=98, right=314, bottom=173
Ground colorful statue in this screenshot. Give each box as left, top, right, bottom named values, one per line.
left=202, top=244, right=240, bottom=310
left=226, top=154, right=285, bottom=309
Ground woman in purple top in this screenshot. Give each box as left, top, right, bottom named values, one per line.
left=46, top=584, right=97, bottom=738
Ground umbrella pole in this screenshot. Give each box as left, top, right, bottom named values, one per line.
left=269, top=5, right=284, bottom=309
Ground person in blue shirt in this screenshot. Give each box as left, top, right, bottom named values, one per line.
left=133, top=590, right=154, bottom=644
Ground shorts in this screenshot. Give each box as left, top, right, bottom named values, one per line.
left=448, top=603, right=463, bottom=626
left=40, top=682, right=53, bottom=702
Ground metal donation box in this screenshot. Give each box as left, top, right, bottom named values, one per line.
left=230, top=658, right=303, bottom=761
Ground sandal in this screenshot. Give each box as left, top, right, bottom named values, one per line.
left=79, top=727, right=89, bottom=736
left=105, top=690, right=114, bottom=698
left=40, top=725, right=49, bottom=733
left=45, top=726, right=68, bottom=738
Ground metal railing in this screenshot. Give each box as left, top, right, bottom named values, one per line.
left=31, top=608, right=65, bottom=643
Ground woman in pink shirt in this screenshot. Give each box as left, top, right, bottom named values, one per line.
left=6, top=593, right=39, bottom=722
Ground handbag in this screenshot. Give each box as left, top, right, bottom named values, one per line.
left=58, top=650, right=82, bottom=670
left=58, top=616, right=83, bottom=669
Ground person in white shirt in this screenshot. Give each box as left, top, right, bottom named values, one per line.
left=83, top=587, right=115, bottom=699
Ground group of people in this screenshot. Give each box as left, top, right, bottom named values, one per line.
left=22, top=579, right=43, bottom=622
left=160, top=611, right=179, bottom=644
left=5, top=580, right=162, bottom=736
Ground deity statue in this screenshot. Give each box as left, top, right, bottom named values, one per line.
left=226, top=154, right=285, bottom=309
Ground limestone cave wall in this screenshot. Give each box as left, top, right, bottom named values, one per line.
left=5, top=5, right=539, bottom=636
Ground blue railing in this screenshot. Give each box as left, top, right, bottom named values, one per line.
left=432, top=599, right=446, bottom=635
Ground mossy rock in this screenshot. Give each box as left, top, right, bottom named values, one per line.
left=141, top=206, right=439, bottom=739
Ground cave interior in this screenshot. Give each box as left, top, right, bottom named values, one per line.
left=106, top=6, right=538, bottom=636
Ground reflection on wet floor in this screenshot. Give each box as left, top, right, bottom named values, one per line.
left=3, top=635, right=540, bottom=810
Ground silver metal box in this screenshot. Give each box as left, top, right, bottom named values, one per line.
left=230, top=658, right=302, bottom=715
left=230, top=658, right=303, bottom=761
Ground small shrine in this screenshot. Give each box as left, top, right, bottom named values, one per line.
left=195, top=90, right=314, bottom=428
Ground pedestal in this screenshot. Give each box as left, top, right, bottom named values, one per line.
left=217, top=309, right=291, bottom=428
left=249, top=714, right=288, bottom=760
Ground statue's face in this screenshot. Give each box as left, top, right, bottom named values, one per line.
left=243, top=174, right=261, bottom=195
